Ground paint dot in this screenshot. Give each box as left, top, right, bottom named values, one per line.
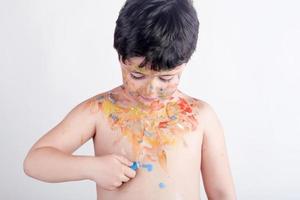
left=159, top=182, right=166, bottom=189
left=110, top=114, right=118, bottom=121
left=170, top=115, right=177, bottom=120
left=141, top=163, right=153, bottom=172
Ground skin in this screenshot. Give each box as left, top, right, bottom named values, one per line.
left=93, top=57, right=200, bottom=173
left=119, top=56, right=185, bottom=105
left=23, top=56, right=236, bottom=200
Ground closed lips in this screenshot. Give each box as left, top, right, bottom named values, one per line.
left=140, top=96, right=157, bottom=101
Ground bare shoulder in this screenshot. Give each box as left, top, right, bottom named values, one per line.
left=178, top=92, right=219, bottom=131
left=86, top=86, right=122, bottom=113
left=70, top=90, right=110, bottom=117
left=178, top=91, right=212, bottom=117
left=186, top=98, right=223, bottom=138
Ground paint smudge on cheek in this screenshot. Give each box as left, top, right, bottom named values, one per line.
left=157, top=87, right=177, bottom=100
left=157, top=76, right=181, bottom=99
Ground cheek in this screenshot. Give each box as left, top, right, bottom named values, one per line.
left=158, top=75, right=181, bottom=96
left=122, top=73, right=144, bottom=96
left=159, top=84, right=178, bottom=96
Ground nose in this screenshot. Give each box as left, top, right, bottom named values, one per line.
left=144, top=78, right=159, bottom=98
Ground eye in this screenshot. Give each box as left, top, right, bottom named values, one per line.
left=130, top=72, right=145, bottom=80
left=159, top=76, right=174, bottom=82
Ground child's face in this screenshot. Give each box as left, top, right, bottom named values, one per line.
left=120, top=57, right=186, bottom=105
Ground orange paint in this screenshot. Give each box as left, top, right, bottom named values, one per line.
left=94, top=92, right=200, bottom=172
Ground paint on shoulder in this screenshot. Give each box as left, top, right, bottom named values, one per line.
left=88, top=89, right=126, bottom=114
left=176, top=92, right=207, bottom=130
left=88, top=93, right=109, bottom=114
left=189, top=97, right=206, bottom=116
left=179, top=92, right=206, bottom=116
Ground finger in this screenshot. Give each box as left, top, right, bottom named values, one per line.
left=114, top=155, right=133, bottom=166
left=123, top=165, right=137, bottom=178
left=104, top=186, right=116, bottom=191
left=120, top=174, right=130, bottom=183
left=113, top=181, right=122, bottom=187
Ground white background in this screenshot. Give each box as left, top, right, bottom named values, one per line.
left=1, top=0, right=299, bottom=199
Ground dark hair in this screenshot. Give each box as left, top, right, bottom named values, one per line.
left=113, top=0, right=199, bottom=71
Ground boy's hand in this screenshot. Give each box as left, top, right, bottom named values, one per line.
left=88, top=154, right=137, bottom=191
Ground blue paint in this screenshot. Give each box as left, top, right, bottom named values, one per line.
left=130, top=162, right=154, bottom=172
left=159, top=182, right=166, bottom=189
left=110, top=114, right=118, bottom=121
left=130, top=162, right=139, bottom=171
left=141, top=163, right=153, bottom=172
left=170, top=115, right=177, bottom=120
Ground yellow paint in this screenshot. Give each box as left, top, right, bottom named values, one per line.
left=95, top=93, right=199, bottom=172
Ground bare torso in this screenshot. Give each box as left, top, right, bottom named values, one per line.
left=92, top=86, right=205, bottom=200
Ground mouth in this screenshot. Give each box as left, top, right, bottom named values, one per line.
left=139, top=95, right=158, bottom=102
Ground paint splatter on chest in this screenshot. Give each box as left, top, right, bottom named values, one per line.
left=94, top=92, right=200, bottom=172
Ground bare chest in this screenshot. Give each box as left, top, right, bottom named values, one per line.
left=91, top=93, right=204, bottom=199
left=94, top=119, right=204, bottom=200
left=93, top=94, right=204, bottom=167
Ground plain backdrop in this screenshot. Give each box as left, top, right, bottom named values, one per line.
left=1, top=0, right=300, bottom=199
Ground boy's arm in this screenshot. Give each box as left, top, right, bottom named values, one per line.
left=200, top=102, right=236, bottom=200
left=23, top=97, right=99, bottom=183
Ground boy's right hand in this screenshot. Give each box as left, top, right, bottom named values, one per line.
left=88, top=154, right=137, bottom=191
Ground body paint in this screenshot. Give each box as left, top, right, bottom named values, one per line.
left=121, top=63, right=183, bottom=104
left=130, top=162, right=154, bottom=172
left=130, top=162, right=139, bottom=171
left=159, top=182, right=166, bottom=189
left=141, top=163, right=153, bottom=172
left=94, top=92, right=200, bottom=173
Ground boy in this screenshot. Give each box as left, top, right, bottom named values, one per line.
left=23, top=0, right=236, bottom=199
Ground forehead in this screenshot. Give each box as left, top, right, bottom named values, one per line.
left=124, top=57, right=186, bottom=75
